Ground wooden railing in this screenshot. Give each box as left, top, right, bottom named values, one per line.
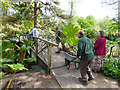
left=19, top=34, right=58, bottom=73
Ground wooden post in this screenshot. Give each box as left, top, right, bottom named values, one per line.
left=29, top=36, right=32, bottom=58
left=19, top=36, right=20, bottom=42
left=48, top=43, right=52, bottom=73
left=35, top=38, right=38, bottom=64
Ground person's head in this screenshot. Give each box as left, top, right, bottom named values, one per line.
left=98, top=30, right=105, bottom=37
left=55, top=26, right=59, bottom=30
left=35, top=25, right=38, bottom=28
left=31, top=28, right=33, bottom=31
left=77, top=30, right=84, bottom=38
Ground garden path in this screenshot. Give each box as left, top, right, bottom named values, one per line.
left=51, top=47, right=120, bottom=88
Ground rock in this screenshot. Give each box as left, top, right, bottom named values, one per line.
left=34, top=81, right=44, bottom=88
left=40, top=70, right=46, bottom=75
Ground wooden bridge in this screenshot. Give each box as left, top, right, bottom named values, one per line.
left=19, top=34, right=58, bottom=74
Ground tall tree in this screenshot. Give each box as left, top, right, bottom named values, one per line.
left=34, top=2, right=37, bottom=27
left=67, top=0, right=80, bottom=23
left=1, top=1, right=70, bottom=38
left=102, top=0, right=120, bottom=31
left=9, top=1, right=70, bottom=28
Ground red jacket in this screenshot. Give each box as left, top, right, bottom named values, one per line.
left=94, top=37, right=106, bottom=55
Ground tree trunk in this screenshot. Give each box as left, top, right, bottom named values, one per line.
left=69, top=0, right=73, bottom=23
left=34, top=2, right=37, bottom=27
left=2, top=2, right=7, bottom=16
left=70, top=0, right=73, bottom=18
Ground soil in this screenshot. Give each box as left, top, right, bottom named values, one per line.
left=1, top=70, right=61, bottom=88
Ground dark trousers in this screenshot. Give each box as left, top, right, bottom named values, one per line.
left=80, top=59, right=93, bottom=81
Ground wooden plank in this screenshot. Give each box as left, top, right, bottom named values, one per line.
left=38, top=45, right=48, bottom=54
left=48, top=43, right=52, bottom=73
left=31, top=48, right=48, bottom=65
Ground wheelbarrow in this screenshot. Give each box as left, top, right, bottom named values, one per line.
left=64, top=52, right=80, bottom=69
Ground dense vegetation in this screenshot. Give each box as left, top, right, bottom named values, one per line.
left=0, top=0, right=120, bottom=87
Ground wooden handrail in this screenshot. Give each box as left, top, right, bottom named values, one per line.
left=19, top=34, right=58, bottom=47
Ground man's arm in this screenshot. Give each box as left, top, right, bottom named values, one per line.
left=77, top=40, right=83, bottom=58
left=53, top=36, right=57, bottom=41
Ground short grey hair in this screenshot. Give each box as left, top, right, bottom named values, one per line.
left=78, top=30, right=84, bottom=36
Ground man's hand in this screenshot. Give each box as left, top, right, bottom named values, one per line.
left=53, top=36, right=57, bottom=41
left=75, top=58, right=80, bottom=62
left=76, top=58, right=79, bottom=60
left=53, top=38, right=55, bottom=41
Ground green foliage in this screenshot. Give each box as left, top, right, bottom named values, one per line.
left=98, top=17, right=118, bottom=40
left=23, top=21, right=34, bottom=32
left=106, top=39, right=118, bottom=55
left=0, top=58, right=14, bottom=71
left=0, top=58, right=14, bottom=63
left=47, top=80, right=52, bottom=83
left=101, top=56, right=120, bottom=81
left=98, top=19, right=111, bottom=38
left=1, top=39, right=34, bottom=88
left=0, top=64, right=8, bottom=69
left=62, top=23, right=79, bottom=46
left=11, top=2, right=34, bottom=19
left=1, top=39, right=33, bottom=75
left=24, top=57, right=36, bottom=63
left=2, top=40, right=14, bottom=52
left=0, top=72, right=6, bottom=80
left=1, top=22, right=24, bottom=38
left=1, top=40, right=15, bottom=59
left=77, top=15, right=98, bottom=39
left=22, top=39, right=34, bottom=48
left=77, top=15, right=96, bottom=29
left=6, top=63, right=28, bottom=88
left=15, top=39, right=33, bottom=64
left=7, top=63, right=28, bottom=72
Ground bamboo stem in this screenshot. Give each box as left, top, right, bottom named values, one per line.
left=6, top=71, right=16, bottom=89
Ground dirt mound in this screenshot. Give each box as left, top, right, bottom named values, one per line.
left=1, top=71, right=60, bottom=88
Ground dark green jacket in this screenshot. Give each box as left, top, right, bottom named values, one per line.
left=77, top=36, right=94, bottom=60
left=56, top=29, right=62, bottom=41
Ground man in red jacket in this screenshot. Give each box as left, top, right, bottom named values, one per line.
left=92, top=30, right=106, bottom=73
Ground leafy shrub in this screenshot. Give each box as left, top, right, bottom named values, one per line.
left=61, top=23, right=79, bottom=51
left=101, top=56, right=120, bottom=82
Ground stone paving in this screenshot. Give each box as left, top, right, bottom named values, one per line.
left=51, top=47, right=119, bottom=88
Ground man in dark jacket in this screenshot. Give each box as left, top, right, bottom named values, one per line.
left=76, top=30, right=94, bottom=85
left=53, top=26, right=62, bottom=53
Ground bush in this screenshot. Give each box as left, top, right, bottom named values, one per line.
left=101, top=56, right=120, bottom=82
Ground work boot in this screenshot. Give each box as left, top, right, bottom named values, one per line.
left=60, top=48, right=62, bottom=51
left=55, top=51, right=60, bottom=54
left=88, top=77, right=94, bottom=81
left=87, top=70, right=94, bottom=81
left=78, top=77, right=88, bottom=85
